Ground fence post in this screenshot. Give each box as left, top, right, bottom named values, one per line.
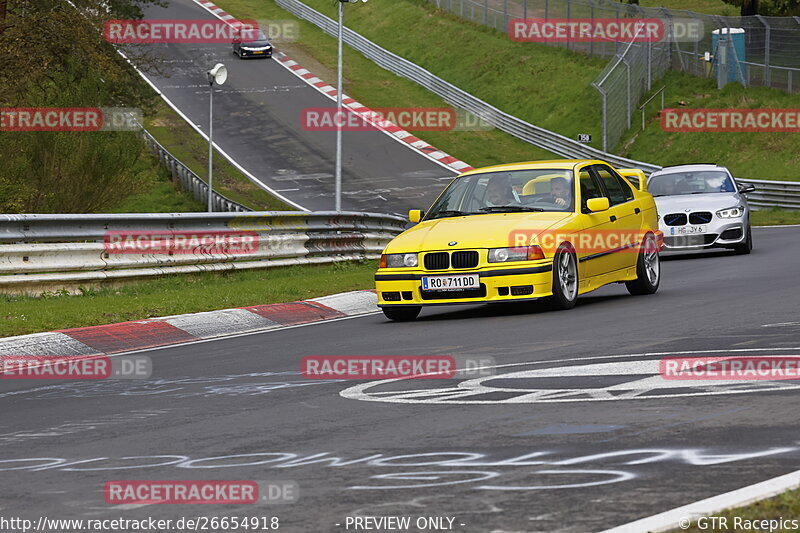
left=588, top=0, right=595, bottom=56
left=523, top=0, right=527, bottom=19
left=598, top=86, right=608, bottom=152
left=503, top=0, right=508, bottom=32
left=647, top=40, right=652, bottom=91
left=625, top=59, right=632, bottom=128
left=755, top=15, right=770, bottom=87
left=484, top=0, right=488, bottom=25
left=545, top=0, right=548, bottom=21
left=566, top=0, right=571, bottom=50
left=790, top=70, right=793, bottom=94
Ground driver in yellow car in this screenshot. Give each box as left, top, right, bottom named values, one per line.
left=549, top=177, right=571, bottom=207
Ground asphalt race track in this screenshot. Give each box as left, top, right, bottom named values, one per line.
left=2, top=226, right=799, bottom=532
left=135, top=0, right=456, bottom=213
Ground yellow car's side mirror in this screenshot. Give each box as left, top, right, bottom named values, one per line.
left=408, top=209, right=424, bottom=223
left=586, top=197, right=610, bottom=213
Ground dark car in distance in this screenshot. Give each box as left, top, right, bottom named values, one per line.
left=233, top=27, right=273, bottom=59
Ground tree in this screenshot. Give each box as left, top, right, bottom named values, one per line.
left=741, top=0, right=758, bottom=15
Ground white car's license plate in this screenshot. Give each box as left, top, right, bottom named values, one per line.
left=672, top=225, right=707, bottom=235
left=421, top=274, right=479, bottom=291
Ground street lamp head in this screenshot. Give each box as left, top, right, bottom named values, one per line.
left=207, top=63, right=228, bottom=86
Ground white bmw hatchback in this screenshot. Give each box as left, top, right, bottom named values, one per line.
left=648, top=164, right=754, bottom=254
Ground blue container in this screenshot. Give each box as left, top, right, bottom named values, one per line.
left=712, top=28, right=747, bottom=85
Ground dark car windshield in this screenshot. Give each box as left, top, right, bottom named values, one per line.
left=649, top=171, right=735, bottom=197
left=425, top=169, right=575, bottom=220
left=240, top=29, right=269, bottom=44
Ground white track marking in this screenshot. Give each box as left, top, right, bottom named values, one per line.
left=599, top=468, right=800, bottom=533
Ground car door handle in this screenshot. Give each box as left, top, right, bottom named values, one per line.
left=609, top=215, right=617, bottom=222
left=634, top=208, right=641, bottom=214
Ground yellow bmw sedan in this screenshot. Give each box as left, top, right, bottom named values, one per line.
left=375, top=160, right=663, bottom=321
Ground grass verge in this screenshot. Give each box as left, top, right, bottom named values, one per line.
left=0, top=260, right=377, bottom=337
left=640, top=0, right=738, bottom=16
left=621, top=71, right=800, bottom=180
left=674, top=487, right=800, bottom=532
left=104, top=146, right=207, bottom=213
left=144, top=101, right=294, bottom=210
left=751, top=207, right=800, bottom=226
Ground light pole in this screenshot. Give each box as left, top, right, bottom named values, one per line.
left=335, top=0, right=368, bottom=212
left=206, top=63, right=228, bottom=212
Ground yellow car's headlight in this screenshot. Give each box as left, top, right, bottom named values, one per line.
left=381, top=253, right=418, bottom=268
left=488, top=246, right=545, bottom=263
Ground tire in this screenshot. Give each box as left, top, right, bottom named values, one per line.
left=382, top=306, right=421, bottom=322
left=734, top=226, right=752, bottom=255
left=626, top=232, right=660, bottom=295
left=547, top=244, right=578, bottom=310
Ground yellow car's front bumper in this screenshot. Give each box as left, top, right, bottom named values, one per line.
left=375, top=263, right=554, bottom=307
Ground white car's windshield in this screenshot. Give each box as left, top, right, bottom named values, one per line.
left=649, top=171, right=735, bottom=197
left=426, top=170, right=575, bottom=220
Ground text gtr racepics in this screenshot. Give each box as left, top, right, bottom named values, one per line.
left=375, top=160, right=663, bottom=321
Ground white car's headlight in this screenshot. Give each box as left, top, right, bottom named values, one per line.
left=382, top=253, right=418, bottom=268
left=488, top=246, right=544, bottom=263
left=716, top=205, right=746, bottom=218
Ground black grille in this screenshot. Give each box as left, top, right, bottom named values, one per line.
left=424, top=252, right=449, bottom=270
left=664, top=213, right=687, bottom=226
left=510, top=285, right=534, bottom=296
left=664, top=234, right=718, bottom=247
left=720, top=228, right=743, bottom=240
left=689, top=211, right=713, bottom=224
left=420, top=284, right=487, bottom=300
left=451, top=251, right=479, bottom=269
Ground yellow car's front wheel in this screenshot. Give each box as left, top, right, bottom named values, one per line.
left=548, top=243, right=578, bottom=310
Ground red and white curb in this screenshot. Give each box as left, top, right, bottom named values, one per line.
left=600, top=468, right=800, bottom=533
left=0, top=290, right=379, bottom=357
left=193, top=0, right=474, bottom=175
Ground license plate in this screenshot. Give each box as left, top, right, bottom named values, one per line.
left=254, top=51, right=264, bottom=54
left=672, top=225, right=707, bottom=235
left=421, top=274, right=479, bottom=291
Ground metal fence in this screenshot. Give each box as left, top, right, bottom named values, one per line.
left=0, top=212, right=407, bottom=292
left=427, top=0, right=800, bottom=151
left=139, top=128, right=251, bottom=213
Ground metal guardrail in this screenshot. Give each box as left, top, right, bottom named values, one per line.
left=736, top=178, right=800, bottom=210
left=140, top=128, right=251, bottom=213
left=0, top=212, right=407, bottom=292
left=277, top=0, right=800, bottom=210
left=275, top=0, right=661, bottom=174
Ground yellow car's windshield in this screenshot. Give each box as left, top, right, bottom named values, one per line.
left=426, top=169, right=575, bottom=220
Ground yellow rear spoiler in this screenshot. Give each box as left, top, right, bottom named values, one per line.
left=618, top=169, right=648, bottom=193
